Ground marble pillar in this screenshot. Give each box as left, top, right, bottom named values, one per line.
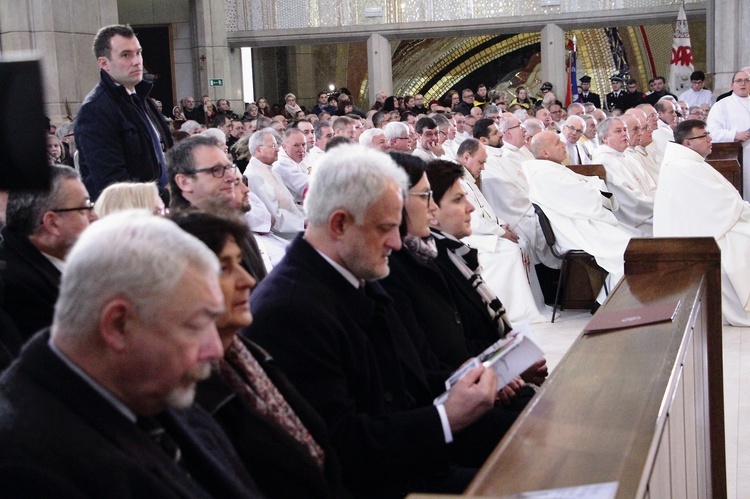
left=711, top=0, right=750, bottom=93
left=367, top=34, right=392, bottom=106
left=540, top=24, right=566, bottom=100
left=0, top=0, right=118, bottom=123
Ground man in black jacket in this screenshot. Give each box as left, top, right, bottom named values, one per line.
left=75, top=24, right=173, bottom=201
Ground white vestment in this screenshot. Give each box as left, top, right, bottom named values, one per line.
left=244, top=157, right=305, bottom=240
left=459, top=171, right=551, bottom=324
left=412, top=144, right=438, bottom=162
left=654, top=142, right=750, bottom=326
left=524, top=159, right=635, bottom=297
left=623, top=147, right=657, bottom=194
left=627, top=144, right=661, bottom=186
left=648, top=120, right=674, bottom=168
left=480, top=148, right=558, bottom=268
left=273, top=148, right=309, bottom=203
left=706, top=93, right=750, bottom=200
left=678, top=88, right=713, bottom=107
left=305, top=146, right=326, bottom=171
left=592, top=145, right=655, bottom=236
left=561, top=136, right=592, bottom=165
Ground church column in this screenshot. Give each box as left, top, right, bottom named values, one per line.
left=288, top=45, right=317, bottom=111
left=0, top=0, right=118, bottom=123
left=367, top=34, right=392, bottom=106
left=540, top=24, right=566, bottom=99
left=711, top=0, right=750, bottom=93
left=192, top=0, right=243, bottom=113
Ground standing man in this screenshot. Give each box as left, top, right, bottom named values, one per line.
left=622, top=79, right=644, bottom=110
left=644, top=76, right=677, bottom=105
left=75, top=25, right=172, bottom=201
left=604, top=76, right=627, bottom=113
left=707, top=69, right=750, bottom=199
left=576, top=75, right=601, bottom=109
left=679, top=71, right=713, bottom=107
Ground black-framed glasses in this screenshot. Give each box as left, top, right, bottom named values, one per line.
left=50, top=200, right=95, bottom=213
left=409, top=190, right=433, bottom=204
left=686, top=132, right=711, bottom=140
left=506, top=124, right=524, bottom=132
left=192, top=164, right=236, bottom=178
left=733, top=78, right=750, bottom=84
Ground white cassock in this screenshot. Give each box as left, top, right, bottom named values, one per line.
left=623, top=146, right=657, bottom=194
left=678, top=88, right=713, bottom=107
left=412, top=144, right=438, bottom=162
left=706, top=93, right=750, bottom=200
left=562, top=137, right=592, bottom=165
left=654, top=142, right=750, bottom=326
left=524, top=159, right=635, bottom=299
left=244, top=156, right=305, bottom=240
left=648, top=120, right=674, bottom=168
left=483, top=145, right=558, bottom=269
left=592, top=145, right=655, bottom=236
left=243, top=192, right=290, bottom=271
left=460, top=169, right=551, bottom=324
left=626, top=144, right=661, bottom=185
left=305, top=146, right=326, bottom=171
left=273, top=148, right=309, bottom=203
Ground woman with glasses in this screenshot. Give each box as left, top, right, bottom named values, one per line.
left=172, top=210, right=348, bottom=499
left=283, top=93, right=303, bottom=120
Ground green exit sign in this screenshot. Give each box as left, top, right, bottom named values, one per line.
left=209, top=78, right=224, bottom=87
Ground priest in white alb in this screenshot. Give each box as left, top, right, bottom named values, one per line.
left=524, top=131, right=636, bottom=303
left=654, top=119, right=750, bottom=326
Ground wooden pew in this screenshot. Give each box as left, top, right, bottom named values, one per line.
left=707, top=141, right=743, bottom=197
left=462, top=237, right=726, bottom=498
left=566, top=163, right=606, bottom=181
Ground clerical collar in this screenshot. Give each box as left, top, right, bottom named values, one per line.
left=48, top=338, right=137, bottom=422
left=502, top=142, right=520, bottom=153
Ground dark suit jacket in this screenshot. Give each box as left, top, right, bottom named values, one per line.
left=430, top=231, right=505, bottom=357
left=244, top=235, right=452, bottom=497
left=0, top=331, right=262, bottom=498
left=577, top=92, right=601, bottom=109
left=196, top=336, right=349, bottom=498
left=0, top=227, right=61, bottom=346
left=380, top=246, right=470, bottom=370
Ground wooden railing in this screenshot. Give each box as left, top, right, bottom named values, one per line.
left=460, top=237, right=726, bottom=498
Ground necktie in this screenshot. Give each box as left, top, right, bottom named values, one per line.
left=130, top=94, right=168, bottom=187
left=138, top=416, right=183, bottom=464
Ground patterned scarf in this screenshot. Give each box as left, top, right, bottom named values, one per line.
left=431, top=229, right=513, bottom=338
left=217, top=336, right=325, bottom=469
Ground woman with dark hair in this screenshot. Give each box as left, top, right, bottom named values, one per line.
left=382, top=95, right=399, bottom=112
left=334, top=99, right=354, bottom=116
left=256, top=97, right=272, bottom=117
left=171, top=210, right=348, bottom=499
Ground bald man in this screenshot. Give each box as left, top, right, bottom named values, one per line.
left=560, top=115, right=591, bottom=165
left=625, top=108, right=661, bottom=184
left=524, top=131, right=635, bottom=303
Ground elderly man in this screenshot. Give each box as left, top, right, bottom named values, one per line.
left=0, top=166, right=96, bottom=348
left=75, top=24, right=173, bottom=201
left=524, top=131, right=634, bottom=302
left=167, top=135, right=268, bottom=281
left=592, top=117, right=655, bottom=236
left=560, top=115, right=592, bottom=165
left=500, top=115, right=534, bottom=163
left=0, top=212, right=261, bottom=497
left=707, top=69, right=750, bottom=200
left=359, top=128, right=388, bottom=151
left=273, top=128, right=309, bottom=203
left=182, top=95, right=204, bottom=123
left=383, top=121, right=412, bottom=152
left=621, top=113, right=657, bottom=191
left=456, top=140, right=551, bottom=323
left=654, top=119, right=750, bottom=325
left=246, top=145, right=505, bottom=497
left=243, top=130, right=305, bottom=240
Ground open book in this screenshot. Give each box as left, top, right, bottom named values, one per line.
left=434, top=325, right=545, bottom=406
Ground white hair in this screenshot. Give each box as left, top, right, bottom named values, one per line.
left=53, top=211, right=219, bottom=340
left=201, top=127, right=226, bottom=144
left=304, top=144, right=408, bottom=226
left=180, top=120, right=202, bottom=134
left=359, top=128, right=385, bottom=147
left=383, top=122, right=409, bottom=141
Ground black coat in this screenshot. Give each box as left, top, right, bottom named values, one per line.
left=243, top=235, right=453, bottom=497
left=75, top=69, right=173, bottom=201
left=0, top=331, right=262, bottom=498
left=0, top=227, right=61, bottom=347
left=577, top=92, right=601, bottom=109
left=195, top=337, right=349, bottom=498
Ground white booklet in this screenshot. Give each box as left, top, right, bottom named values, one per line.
left=433, top=323, right=544, bottom=406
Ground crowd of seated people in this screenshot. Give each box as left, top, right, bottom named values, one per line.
left=1, top=23, right=746, bottom=496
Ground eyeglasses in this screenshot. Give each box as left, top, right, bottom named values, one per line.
left=564, top=125, right=584, bottom=134
left=409, top=190, right=433, bottom=204
left=154, top=207, right=170, bottom=216
left=506, top=124, right=524, bottom=131
left=685, top=132, right=711, bottom=140
left=192, top=164, right=236, bottom=178
left=733, top=78, right=750, bottom=84
left=395, top=136, right=410, bottom=141
left=51, top=200, right=95, bottom=213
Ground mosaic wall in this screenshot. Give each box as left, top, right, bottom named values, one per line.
left=225, top=0, right=702, bottom=31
